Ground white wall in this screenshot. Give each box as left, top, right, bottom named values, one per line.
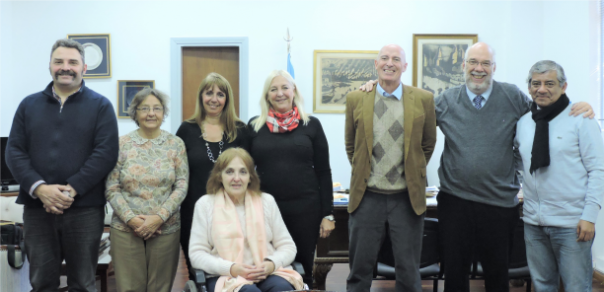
left=1, top=0, right=603, bottom=272
left=3, top=0, right=599, bottom=186
left=1, top=1, right=14, bottom=136
left=587, top=0, right=604, bottom=277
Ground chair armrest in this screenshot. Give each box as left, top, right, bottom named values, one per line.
left=291, top=261, right=305, bottom=277
left=192, top=269, right=207, bottom=292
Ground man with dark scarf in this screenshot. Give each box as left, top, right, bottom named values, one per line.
left=514, top=60, right=604, bottom=292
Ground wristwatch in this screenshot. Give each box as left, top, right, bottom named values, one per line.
left=324, top=214, right=335, bottom=222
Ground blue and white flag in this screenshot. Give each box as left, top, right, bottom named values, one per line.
left=287, top=53, right=295, bottom=79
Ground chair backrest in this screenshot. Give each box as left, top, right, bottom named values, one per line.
left=508, top=218, right=527, bottom=269
left=376, top=218, right=440, bottom=269
left=420, top=218, right=439, bottom=268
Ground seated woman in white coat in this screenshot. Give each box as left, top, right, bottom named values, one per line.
left=188, top=148, right=305, bottom=292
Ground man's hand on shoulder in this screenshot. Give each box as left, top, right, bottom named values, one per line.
left=359, top=80, right=377, bottom=92
left=569, top=102, right=595, bottom=119
left=34, top=184, right=74, bottom=214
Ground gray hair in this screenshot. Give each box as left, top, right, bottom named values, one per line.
left=128, top=88, right=170, bottom=125
left=526, top=60, right=567, bottom=87
left=50, top=39, right=85, bottom=64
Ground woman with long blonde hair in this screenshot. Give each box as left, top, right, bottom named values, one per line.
left=249, top=70, right=334, bottom=285
left=176, top=72, right=251, bottom=280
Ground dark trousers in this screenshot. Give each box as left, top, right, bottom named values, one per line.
left=207, top=275, right=295, bottom=292
left=23, top=206, right=105, bottom=292
left=180, top=207, right=196, bottom=281
left=281, top=210, right=321, bottom=286
left=437, top=192, right=518, bottom=292
left=347, top=190, right=424, bottom=292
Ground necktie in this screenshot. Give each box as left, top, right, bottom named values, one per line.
left=473, top=95, right=484, bottom=109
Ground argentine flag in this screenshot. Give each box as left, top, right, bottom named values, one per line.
left=287, top=53, right=295, bottom=79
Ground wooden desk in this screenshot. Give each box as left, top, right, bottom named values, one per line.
left=0, top=192, right=18, bottom=197
left=313, top=204, right=438, bottom=289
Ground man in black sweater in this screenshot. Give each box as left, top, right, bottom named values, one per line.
left=6, top=39, right=119, bottom=292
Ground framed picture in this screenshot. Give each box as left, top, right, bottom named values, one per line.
left=117, top=80, right=155, bottom=118
left=67, top=34, right=111, bottom=78
left=413, top=34, right=478, bottom=95
left=313, top=50, right=379, bottom=113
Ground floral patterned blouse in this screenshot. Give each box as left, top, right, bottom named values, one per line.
left=105, top=130, right=189, bottom=234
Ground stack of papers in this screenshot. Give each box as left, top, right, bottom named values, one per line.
left=333, top=182, right=342, bottom=192
left=333, top=193, right=349, bottom=205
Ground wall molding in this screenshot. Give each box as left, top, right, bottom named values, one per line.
left=169, top=37, right=249, bottom=133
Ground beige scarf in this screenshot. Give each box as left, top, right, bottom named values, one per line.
left=212, top=190, right=304, bottom=292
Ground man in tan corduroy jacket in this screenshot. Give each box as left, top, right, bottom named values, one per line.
left=344, top=44, right=436, bottom=292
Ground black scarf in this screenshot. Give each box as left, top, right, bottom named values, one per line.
left=529, top=93, right=570, bottom=174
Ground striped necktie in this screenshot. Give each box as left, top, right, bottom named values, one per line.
left=473, top=95, right=484, bottom=109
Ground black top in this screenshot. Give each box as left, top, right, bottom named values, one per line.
left=248, top=116, right=333, bottom=217
left=176, top=121, right=251, bottom=214
left=6, top=81, right=119, bottom=208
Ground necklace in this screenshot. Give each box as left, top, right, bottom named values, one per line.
left=201, top=124, right=224, bottom=163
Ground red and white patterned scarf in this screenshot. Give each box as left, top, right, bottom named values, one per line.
left=266, top=107, right=300, bottom=133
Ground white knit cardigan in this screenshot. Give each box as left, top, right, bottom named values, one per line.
left=188, top=192, right=297, bottom=277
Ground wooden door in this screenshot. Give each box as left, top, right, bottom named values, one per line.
left=181, top=47, right=240, bottom=121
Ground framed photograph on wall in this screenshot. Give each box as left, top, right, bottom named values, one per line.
left=413, top=34, right=477, bottom=95
left=313, top=50, right=379, bottom=113
left=67, top=34, right=111, bottom=78
left=117, top=80, right=155, bottom=118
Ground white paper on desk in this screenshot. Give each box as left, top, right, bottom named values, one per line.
left=426, top=193, right=438, bottom=207
left=426, top=186, right=439, bottom=192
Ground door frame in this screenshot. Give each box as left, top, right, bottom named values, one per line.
left=169, top=37, right=249, bottom=133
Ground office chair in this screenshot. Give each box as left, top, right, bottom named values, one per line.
left=374, top=218, right=442, bottom=292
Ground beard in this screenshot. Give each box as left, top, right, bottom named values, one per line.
left=464, top=70, right=492, bottom=94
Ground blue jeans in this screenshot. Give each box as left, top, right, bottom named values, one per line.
left=524, top=223, right=593, bottom=292
left=207, top=275, right=295, bottom=292
left=23, top=206, right=105, bottom=292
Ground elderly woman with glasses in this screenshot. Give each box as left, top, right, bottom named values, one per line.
left=105, top=88, right=189, bottom=292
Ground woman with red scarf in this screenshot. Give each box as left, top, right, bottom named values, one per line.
left=248, top=70, right=334, bottom=286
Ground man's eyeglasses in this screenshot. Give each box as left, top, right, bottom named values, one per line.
left=466, top=59, right=494, bottom=68
left=137, top=107, right=164, bottom=114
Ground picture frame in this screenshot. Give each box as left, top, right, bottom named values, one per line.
left=412, top=34, right=478, bottom=95
left=313, top=50, right=379, bottom=113
left=67, top=34, right=111, bottom=78
left=117, top=80, right=155, bottom=118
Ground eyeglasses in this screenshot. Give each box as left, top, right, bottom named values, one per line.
left=466, top=59, right=494, bottom=68
left=137, top=107, right=164, bottom=114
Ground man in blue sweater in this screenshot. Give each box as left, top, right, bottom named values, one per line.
left=6, top=39, right=119, bottom=292
left=515, top=60, right=604, bottom=291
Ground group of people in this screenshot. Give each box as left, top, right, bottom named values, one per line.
left=349, top=42, right=603, bottom=292
left=4, top=37, right=603, bottom=292
left=5, top=39, right=333, bottom=292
